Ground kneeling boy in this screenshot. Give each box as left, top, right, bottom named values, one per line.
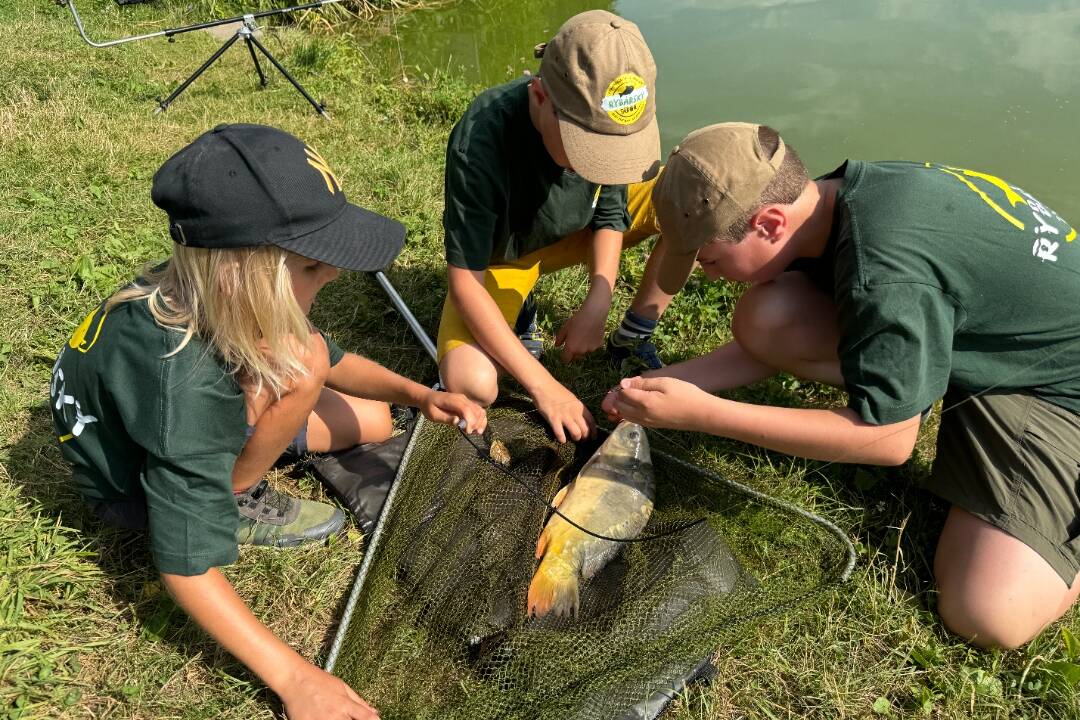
left=605, top=122, right=1080, bottom=649
left=438, top=10, right=677, bottom=443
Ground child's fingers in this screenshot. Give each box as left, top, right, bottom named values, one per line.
left=554, top=324, right=568, bottom=347
left=581, top=405, right=596, bottom=438
left=632, top=376, right=670, bottom=392
left=550, top=418, right=567, bottom=444
left=614, top=386, right=650, bottom=414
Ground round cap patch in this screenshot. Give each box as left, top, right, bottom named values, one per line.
left=600, top=73, right=649, bottom=126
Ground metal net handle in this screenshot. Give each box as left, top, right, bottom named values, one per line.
left=325, top=411, right=428, bottom=673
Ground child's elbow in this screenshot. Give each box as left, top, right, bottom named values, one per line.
left=873, top=424, right=919, bottom=466
left=877, top=445, right=914, bottom=466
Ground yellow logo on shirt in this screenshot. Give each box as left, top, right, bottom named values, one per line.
left=68, top=308, right=108, bottom=353
left=927, top=163, right=1077, bottom=263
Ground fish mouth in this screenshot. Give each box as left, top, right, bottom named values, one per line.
left=611, top=420, right=650, bottom=460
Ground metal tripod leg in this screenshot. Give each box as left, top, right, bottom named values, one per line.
left=244, top=35, right=268, bottom=87
left=154, top=31, right=240, bottom=113
left=246, top=33, right=330, bottom=120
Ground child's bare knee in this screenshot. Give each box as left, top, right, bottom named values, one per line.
left=937, top=585, right=1042, bottom=650
left=367, top=402, right=393, bottom=443
left=732, top=284, right=800, bottom=358
left=440, top=347, right=499, bottom=407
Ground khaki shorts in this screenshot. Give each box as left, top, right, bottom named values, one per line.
left=436, top=174, right=661, bottom=361
left=925, top=389, right=1080, bottom=585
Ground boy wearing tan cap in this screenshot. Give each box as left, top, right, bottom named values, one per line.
left=603, top=122, right=1080, bottom=649
left=437, top=9, right=676, bottom=443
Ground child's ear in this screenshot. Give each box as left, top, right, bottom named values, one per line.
left=752, top=206, right=786, bottom=241
left=528, top=76, right=547, bottom=103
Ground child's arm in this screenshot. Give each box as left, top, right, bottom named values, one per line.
left=555, top=227, right=622, bottom=363
left=640, top=339, right=779, bottom=392
left=162, top=568, right=378, bottom=720
left=448, top=266, right=594, bottom=443
left=234, top=330, right=331, bottom=492
left=604, top=376, right=920, bottom=466
left=325, top=352, right=486, bottom=434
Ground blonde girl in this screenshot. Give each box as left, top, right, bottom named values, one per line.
left=52, top=124, right=485, bottom=720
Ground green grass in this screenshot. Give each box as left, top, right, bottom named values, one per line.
left=1, top=0, right=1079, bottom=718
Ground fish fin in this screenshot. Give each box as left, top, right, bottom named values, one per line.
left=535, top=526, right=550, bottom=559
left=551, top=484, right=571, bottom=509
left=527, top=557, right=580, bottom=619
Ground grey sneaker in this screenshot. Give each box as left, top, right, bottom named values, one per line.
left=234, top=479, right=345, bottom=548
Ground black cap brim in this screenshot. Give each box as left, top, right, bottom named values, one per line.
left=276, top=202, right=406, bottom=272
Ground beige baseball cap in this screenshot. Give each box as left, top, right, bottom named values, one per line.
left=538, top=10, right=661, bottom=186
left=653, top=122, right=787, bottom=294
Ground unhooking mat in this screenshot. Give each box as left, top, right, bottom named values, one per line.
left=326, top=397, right=855, bottom=720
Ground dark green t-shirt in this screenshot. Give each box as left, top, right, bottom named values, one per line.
left=443, top=77, right=630, bottom=271
left=51, top=295, right=345, bottom=575
left=824, top=160, right=1080, bottom=424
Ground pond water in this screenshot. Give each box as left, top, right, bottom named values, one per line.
left=364, top=0, right=1079, bottom=217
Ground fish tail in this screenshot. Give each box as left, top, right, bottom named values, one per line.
left=527, top=556, right=579, bottom=619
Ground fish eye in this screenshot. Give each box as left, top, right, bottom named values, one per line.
left=628, top=430, right=640, bottom=441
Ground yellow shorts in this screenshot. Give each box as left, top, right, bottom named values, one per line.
left=437, top=174, right=661, bottom=360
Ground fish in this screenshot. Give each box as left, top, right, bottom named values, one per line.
left=526, top=421, right=655, bottom=619
left=489, top=438, right=511, bottom=466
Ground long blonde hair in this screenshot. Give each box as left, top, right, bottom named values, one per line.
left=107, top=244, right=311, bottom=398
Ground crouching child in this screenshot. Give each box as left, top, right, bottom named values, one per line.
left=51, top=124, right=485, bottom=720
left=604, top=122, right=1080, bottom=650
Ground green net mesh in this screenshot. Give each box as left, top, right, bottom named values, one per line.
left=328, top=398, right=854, bottom=720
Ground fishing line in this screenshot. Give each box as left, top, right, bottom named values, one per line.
left=456, top=424, right=706, bottom=544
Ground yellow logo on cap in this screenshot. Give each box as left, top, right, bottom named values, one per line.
left=601, top=73, right=648, bottom=126
left=305, top=146, right=339, bottom=194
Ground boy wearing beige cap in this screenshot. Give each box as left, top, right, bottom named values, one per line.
left=603, top=122, right=1080, bottom=650
left=437, top=9, right=675, bottom=443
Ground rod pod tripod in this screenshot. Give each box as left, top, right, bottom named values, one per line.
left=155, top=14, right=329, bottom=119
left=60, top=0, right=341, bottom=119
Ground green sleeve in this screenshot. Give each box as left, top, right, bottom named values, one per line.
left=442, top=131, right=503, bottom=271
left=320, top=330, right=345, bottom=367
left=141, top=452, right=241, bottom=576
left=591, top=183, right=630, bottom=232
left=838, top=282, right=961, bottom=425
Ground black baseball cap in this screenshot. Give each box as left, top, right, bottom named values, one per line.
left=151, top=124, right=405, bottom=272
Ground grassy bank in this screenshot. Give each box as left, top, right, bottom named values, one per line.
left=1, top=0, right=1078, bottom=718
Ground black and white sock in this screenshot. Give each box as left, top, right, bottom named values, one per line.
left=610, top=309, right=658, bottom=347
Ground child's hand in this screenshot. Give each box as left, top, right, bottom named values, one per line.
left=420, top=390, right=488, bottom=434
left=533, top=380, right=596, bottom=443
left=555, top=294, right=608, bottom=363
left=602, top=376, right=708, bottom=431
left=280, top=661, right=378, bottom=720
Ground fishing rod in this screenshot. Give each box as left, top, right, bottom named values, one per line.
left=61, top=0, right=344, bottom=48
left=58, top=0, right=343, bottom=116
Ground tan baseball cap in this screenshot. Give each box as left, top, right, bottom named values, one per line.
left=538, top=10, right=661, bottom=186
left=653, top=122, right=787, bottom=293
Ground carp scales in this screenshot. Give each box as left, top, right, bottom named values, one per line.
left=527, top=421, right=655, bottom=619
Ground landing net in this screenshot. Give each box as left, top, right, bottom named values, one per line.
left=327, top=397, right=855, bottom=720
